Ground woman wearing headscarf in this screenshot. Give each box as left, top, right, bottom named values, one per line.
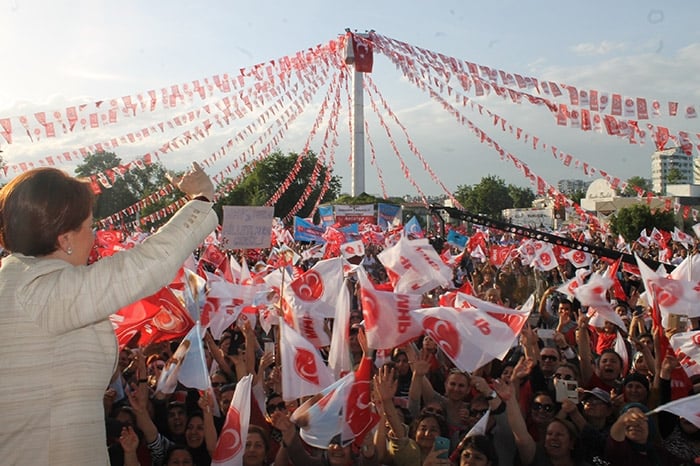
left=605, top=402, right=674, bottom=465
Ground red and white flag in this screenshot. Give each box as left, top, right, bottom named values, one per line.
left=650, top=227, right=666, bottom=247
left=670, top=331, right=700, bottom=379
left=648, top=392, right=700, bottom=428
left=280, top=322, right=335, bottom=401
left=644, top=274, right=700, bottom=318
left=556, top=268, right=590, bottom=299
left=212, top=374, right=253, bottom=466
left=411, top=305, right=522, bottom=372
left=692, top=223, right=700, bottom=239
left=470, top=244, right=487, bottom=263
left=340, top=240, right=365, bottom=261
left=328, top=278, right=353, bottom=378
left=284, top=257, right=345, bottom=319
left=562, top=249, right=592, bottom=268
left=203, top=277, right=258, bottom=339
left=156, top=321, right=210, bottom=393
left=356, top=268, right=424, bottom=350
left=293, top=371, right=355, bottom=449
left=344, top=356, right=380, bottom=446
left=573, top=274, right=614, bottom=309
left=532, top=243, right=559, bottom=271
left=670, top=253, right=700, bottom=282
left=111, top=286, right=195, bottom=349
left=637, top=229, right=651, bottom=248
left=377, top=237, right=453, bottom=294
left=671, top=226, right=694, bottom=249
left=454, top=292, right=532, bottom=343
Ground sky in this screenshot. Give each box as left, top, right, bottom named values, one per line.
left=1, top=0, right=700, bottom=200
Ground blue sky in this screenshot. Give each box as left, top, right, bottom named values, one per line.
left=1, top=0, right=699, bottom=198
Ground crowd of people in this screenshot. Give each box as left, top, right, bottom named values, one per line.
left=1, top=166, right=699, bottom=465
left=101, top=226, right=699, bottom=466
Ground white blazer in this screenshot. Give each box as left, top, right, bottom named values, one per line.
left=0, top=200, right=217, bottom=465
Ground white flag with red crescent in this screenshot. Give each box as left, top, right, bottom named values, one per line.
left=280, top=322, right=334, bottom=401
left=670, top=330, right=700, bottom=379
left=212, top=374, right=252, bottom=465
left=356, top=267, right=424, bottom=350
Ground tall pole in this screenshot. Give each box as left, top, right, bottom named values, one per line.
left=351, top=67, right=365, bottom=197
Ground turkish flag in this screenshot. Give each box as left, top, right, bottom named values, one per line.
left=605, top=257, right=628, bottom=302
left=212, top=374, right=252, bottom=465
left=345, top=357, right=380, bottom=446
left=112, top=287, right=195, bottom=349
left=352, top=35, right=374, bottom=73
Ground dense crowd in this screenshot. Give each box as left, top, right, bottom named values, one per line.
left=101, top=226, right=700, bottom=466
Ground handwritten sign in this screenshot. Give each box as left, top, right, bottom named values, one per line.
left=221, top=206, right=274, bottom=249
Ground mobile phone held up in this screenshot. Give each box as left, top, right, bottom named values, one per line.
left=434, top=436, right=450, bottom=459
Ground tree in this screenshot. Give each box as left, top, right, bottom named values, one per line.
left=666, top=167, right=685, bottom=185
left=455, top=176, right=529, bottom=219
left=609, top=204, right=676, bottom=242
left=75, top=152, right=174, bottom=229
left=569, top=189, right=586, bottom=206
left=508, top=185, right=536, bottom=208
left=215, top=150, right=341, bottom=220
left=622, top=176, right=651, bottom=197
left=333, top=192, right=384, bottom=205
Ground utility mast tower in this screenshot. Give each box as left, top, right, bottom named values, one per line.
left=344, top=29, right=374, bottom=197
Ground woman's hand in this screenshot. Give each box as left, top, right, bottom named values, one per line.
left=119, top=425, right=139, bottom=454
left=166, top=162, right=215, bottom=200
left=422, top=447, right=450, bottom=466
left=375, top=365, right=398, bottom=403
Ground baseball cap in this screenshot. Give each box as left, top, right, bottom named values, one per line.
left=582, top=387, right=611, bottom=405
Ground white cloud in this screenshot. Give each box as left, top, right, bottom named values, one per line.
left=569, top=40, right=628, bottom=56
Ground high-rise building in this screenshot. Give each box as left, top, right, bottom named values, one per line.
left=651, top=146, right=693, bottom=194
left=557, top=179, right=591, bottom=195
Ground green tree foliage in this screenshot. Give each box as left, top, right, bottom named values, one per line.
left=609, top=204, right=676, bottom=241
left=333, top=192, right=384, bottom=205
left=508, top=185, right=536, bottom=208
left=215, top=150, right=341, bottom=219
left=622, top=176, right=651, bottom=197
left=74, top=152, right=174, bottom=229
left=569, top=189, right=586, bottom=206
left=455, top=176, right=534, bottom=219
left=666, top=167, right=685, bottom=185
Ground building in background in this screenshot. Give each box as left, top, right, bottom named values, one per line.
left=651, top=146, right=694, bottom=194
left=558, top=179, right=591, bottom=195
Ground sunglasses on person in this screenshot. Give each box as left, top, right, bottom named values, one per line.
left=266, top=402, right=287, bottom=414
left=422, top=407, right=445, bottom=417
left=532, top=402, right=554, bottom=413
left=211, top=382, right=226, bottom=388
left=553, top=373, right=574, bottom=381
left=541, top=355, right=558, bottom=362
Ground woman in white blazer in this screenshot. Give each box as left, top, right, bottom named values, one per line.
left=0, top=162, right=218, bottom=465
